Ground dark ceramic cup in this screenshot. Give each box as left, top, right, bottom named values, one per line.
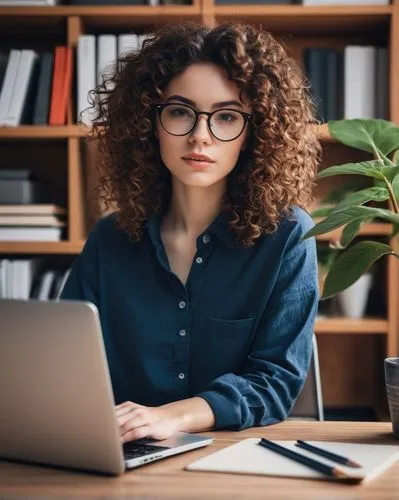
left=385, top=358, right=399, bottom=438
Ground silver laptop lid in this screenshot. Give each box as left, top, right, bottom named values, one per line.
left=0, top=299, right=125, bottom=475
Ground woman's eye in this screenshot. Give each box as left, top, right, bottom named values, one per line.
left=217, top=113, right=237, bottom=122
left=169, top=107, right=189, bottom=117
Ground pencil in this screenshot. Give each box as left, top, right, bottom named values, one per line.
left=295, top=440, right=362, bottom=468
left=257, top=438, right=350, bottom=479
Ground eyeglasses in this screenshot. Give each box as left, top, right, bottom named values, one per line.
left=155, top=103, right=251, bottom=142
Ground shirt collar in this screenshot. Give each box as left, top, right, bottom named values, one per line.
left=145, top=211, right=238, bottom=248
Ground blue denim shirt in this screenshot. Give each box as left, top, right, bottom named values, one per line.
left=60, top=205, right=319, bottom=430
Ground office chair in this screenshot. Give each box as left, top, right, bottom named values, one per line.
left=288, top=334, right=324, bottom=421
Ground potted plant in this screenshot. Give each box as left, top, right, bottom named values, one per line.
left=304, top=119, right=399, bottom=300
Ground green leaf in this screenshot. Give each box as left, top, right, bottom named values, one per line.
left=340, top=218, right=366, bottom=248
left=334, top=186, right=390, bottom=211
left=317, top=160, right=391, bottom=181
left=311, top=206, right=334, bottom=218
left=328, top=119, right=399, bottom=158
left=322, top=241, right=394, bottom=299
left=304, top=206, right=399, bottom=239
left=392, top=173, right=399, bottom=204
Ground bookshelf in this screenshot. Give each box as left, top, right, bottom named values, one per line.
left=1, top=0, right=398, bottom=418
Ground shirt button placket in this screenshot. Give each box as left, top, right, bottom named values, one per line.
left=177, top=299, right=189, bottom=387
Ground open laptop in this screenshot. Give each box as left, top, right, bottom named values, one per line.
left=0, top=299, right=213, bottom=475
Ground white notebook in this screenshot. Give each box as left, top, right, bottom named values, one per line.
left=186, top=439, right=399, bottom=483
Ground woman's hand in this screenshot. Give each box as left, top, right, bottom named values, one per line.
left=115, top=401, right=182, bottom=443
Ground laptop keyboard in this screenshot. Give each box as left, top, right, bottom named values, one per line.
left=123, top=441, right=169, bottom=460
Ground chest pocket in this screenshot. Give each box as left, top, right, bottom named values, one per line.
left=205, top=315, right=256, bottom=377
left=208, top=315, right=256, bottom=337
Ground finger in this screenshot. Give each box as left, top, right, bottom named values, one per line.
left=115, top=401, right=143, bottom=417
left=119, top=410, right=151, bottom=435
left=117, top=407, right=150, bottom=427
left=121, top=424, right=151, bottom=444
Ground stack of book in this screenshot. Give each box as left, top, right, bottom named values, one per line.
left=0, top=46, right=73, bottom=126
left=0, top=204, right=66, bottom=241
left=77, top=32, right=150, bottom=125
left=0, top=260, right=70, bottom=300
left=303, top=45, right=388, bottom=122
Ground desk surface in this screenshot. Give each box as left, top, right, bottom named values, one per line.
left=1, top=421, right=399, bottom=499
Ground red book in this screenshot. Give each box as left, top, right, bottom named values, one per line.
left=49, top=46, right=65, bottom=126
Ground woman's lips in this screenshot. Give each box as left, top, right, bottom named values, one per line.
left=182, top=158, right=215, bottom=168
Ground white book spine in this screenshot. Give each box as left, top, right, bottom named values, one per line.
left=0, top=50, right=20, bottom=125
left=97, top=34, right=117, bottom=86
left=4, top=50, right=38, bottom=127
left=0, top=227, right=61, bottom=241
left=344, top=46, right=376, bottom=119
left=138, top=34, right=150, bottom=51
left=0, top=259, right=4, bottom=298
left=118, top=34, right=139, bottom=58
left=77, top=35, right=96, bottom=126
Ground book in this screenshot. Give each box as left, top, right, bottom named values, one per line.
left=3, top=49, right=39, bottom=126
left=49, top=46, right=65, bottom=125
left=375, top=47, right=389, bottom=120
left=303, top=48, right=328, bottom=123
left=77, top=35, right=96, bottom=126
left=0, top=169, right=31, bottom=180
left=0, top=52, right=8, bottom=91
left=0, top=179, right=39, bottom=204
left=118, top=34, right=140, bottom=58
left=0, top=50, right=20, bottom=125
left=33, top=52, right=54, bottom=125
left=0, top=226, right=62, bottom=241
left=186, top=439, right=399, bottom=483
left=0, top=204, right=65, bottom=215
left=56, top=46, right=73, bottom=125
left=0, top=215, right=65, bottom=226
left=344, top=46, right=376, bottom=119
left=97, top=34, right=117, bottom=85
left=325, top=49, right=343, bottom=121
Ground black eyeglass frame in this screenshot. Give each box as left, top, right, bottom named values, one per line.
left=154, top=103, right=252, bottom=142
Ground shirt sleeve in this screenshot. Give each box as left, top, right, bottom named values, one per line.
left=59, top=228, right=99, bottom=306
left=196, top=218, right=319, bottom=430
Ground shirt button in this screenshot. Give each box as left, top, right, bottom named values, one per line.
left=178, top=300, right=186, bottom=309
left=179, top=329, right=187, bottom=337
left=178, top=373, right=185, bottom=380
left=203, top=233, right=211, bottom=244
left=195, top=256, right=203, bottom=264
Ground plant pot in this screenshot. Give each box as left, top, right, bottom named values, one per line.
left=337, top=273, right=373, bottom=318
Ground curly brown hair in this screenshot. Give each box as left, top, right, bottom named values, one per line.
left=88, top=22, right=321, bottom=247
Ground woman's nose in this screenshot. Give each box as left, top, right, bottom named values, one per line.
left=188, top=115, right=213, bottom=144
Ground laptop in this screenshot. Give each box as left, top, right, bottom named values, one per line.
left=0, top=299, right=213, bottom=475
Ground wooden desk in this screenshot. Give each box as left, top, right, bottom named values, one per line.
left=1, top=421, right=399, bottom=499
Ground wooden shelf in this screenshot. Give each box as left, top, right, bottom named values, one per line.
left=0, top=241, right=84, bottom=254
left=0, top=126, right=86, bottom=139
left=213, top=5, right=391, bottom=35
left=0, top=5, right=201, bottom=30
left=315, top=222, right=392, bottom=241
left=0, top=123, right=338, bottom=140
left=315, top=317, right=388, bottom=334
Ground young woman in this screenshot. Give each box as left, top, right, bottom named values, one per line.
left=61, top=22, right=321, bottom=443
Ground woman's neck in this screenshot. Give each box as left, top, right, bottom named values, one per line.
left=162, top=178, right=226, bottom=238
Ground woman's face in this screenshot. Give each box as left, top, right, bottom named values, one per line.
left=156, top=63, right=251, bottom=189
